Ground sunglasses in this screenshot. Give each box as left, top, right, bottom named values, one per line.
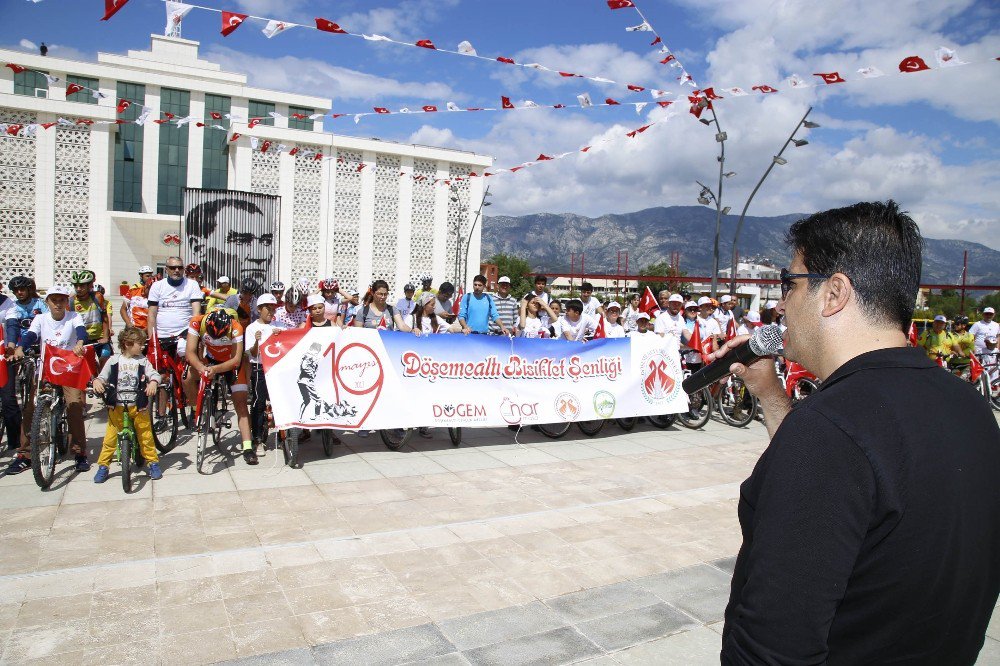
left=166, top=265, right=184, bottom=271
left=780, top=268, right=832, bottom=298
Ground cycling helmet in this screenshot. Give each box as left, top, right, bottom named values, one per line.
left=205, top=309, right=234, bottom=339
left=240, top=277, right=261, bottom=296
left=404, top=283, right=416, bottom=292
left=954, top=315, right=970, bottom=326
left=71, top=269, right=96, bottom=285
left=8, top=275, right=33, bottom=291
left=184, top=263, right=202, bottom=279
left=286, top=286, right=304, bottom=306
left=94, top=283, right=105, bottom=294
left=137, top=265, right=153, bottom=275
left=296, top=276, right=312, bottom=292
left=420, top=274, right=432, bottom=284
left=270, top=281, right=285, bottom=292
left=320, top=278, right=339, bottom=291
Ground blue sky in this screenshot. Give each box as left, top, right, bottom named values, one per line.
left=3, top=0, right=999, bottom=250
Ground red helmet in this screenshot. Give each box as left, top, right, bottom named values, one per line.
left=185, top=263, right=202, bottom=279
left=205, top=309, right=233, bottom=339
left=319, top=278, right=339, bottom=291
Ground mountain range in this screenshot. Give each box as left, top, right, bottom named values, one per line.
left=481, top=206, right=1000, bottom=286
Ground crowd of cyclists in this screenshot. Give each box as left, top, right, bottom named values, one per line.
left=1, top=259, right=997, bottom=488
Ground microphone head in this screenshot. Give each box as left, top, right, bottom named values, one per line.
left=748, top=324, right=785, bottom=356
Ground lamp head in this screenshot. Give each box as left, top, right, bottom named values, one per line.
left=792, top=139, right=809, bottom=147
left=803, top=120, right=820, bottom=129
left=773, top=156, right=788, bottom=165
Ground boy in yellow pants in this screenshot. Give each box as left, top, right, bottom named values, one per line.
left=92, top=327, right=163, bottom=482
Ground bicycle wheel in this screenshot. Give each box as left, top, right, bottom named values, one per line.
left=282, top=431, right=300, bottom=468
left=211, top=383, right=225, bottom=449
left=677, top=388, right=712, bottom=429
left=717, top=377, right=759, bottom=428
left=975, top=374, right=990, bottom=402
left=119, top=433, right=134, bottom=494
left=448, top=427, right=462, bottom=446
left=52, top=402, right=68, bottom=458
left=616, top=417, right=638, bottom=431
left=791, top=378, right=819, bottom=405
left=379, top=428, right=412, bottom=451
left=16, top=361, right=34, bottom=409
left=30, top=396, right=57, bottom=489
left=577, top=420, right=606, bottom=436
left=990, top=377, right=1000, bottom=412
left=149, top=383, right=178, bottom=453
left=536, top=422, right=572, bottom=438
left=647, top=414, right=678, bottom=429
left=197, top=390, right=213, bottom=475
left=321, top=430, right=334, bottom=457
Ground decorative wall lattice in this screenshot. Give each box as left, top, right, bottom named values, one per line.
left=0, top=107, right=38, bottom=287
left=446, top=163, right=473, bottom=284
left=371, top=155, right=401, bottom=284
left=250, top=149, right=280, bottom=196
left=330, top=150, right=363, bottom=285
left=53, top=126, right=92, bottom=284
left=409, top=159, right=437, bottom=283
left=291, top=146, right=323, bottom=281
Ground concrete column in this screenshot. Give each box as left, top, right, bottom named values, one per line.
left=277, top=148, right=295, bottom=283
left=230, top=98, right=249, bottom=190
left=317, top=148, right=333, bottom=278
left=395, top=156, right=414, bottom=288
left=33, top=114, right=56, bottom=286
left=431, top=161, right=449, bottom=286
left=355, top=151, right=376, bottom=290
left=141, top=85, right=160, bottom=214
left=187, top=91, right=204, bottom=189
left=89, top=124, right=112, bottom=283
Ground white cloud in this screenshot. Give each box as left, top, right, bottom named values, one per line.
left=489, top=43, right=662, bottom=92
left=339, top=0, right=461, bottom=40
left=203, top=45, right=462, bottom=104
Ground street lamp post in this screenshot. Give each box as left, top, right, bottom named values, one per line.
left=460, top=186, right=492, bottom=290
left=694, top=99, right=731, bottom=298
left=729, top=107, right=818, bottom=296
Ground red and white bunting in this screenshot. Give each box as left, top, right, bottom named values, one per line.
left=606, top=0, right=697, bottom=89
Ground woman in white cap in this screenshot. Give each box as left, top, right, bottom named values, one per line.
left=302, top=294, right=334, bottom=328
left=600, top=302, right=627, bottom=338
left=737, top=310, right=763, bottom=337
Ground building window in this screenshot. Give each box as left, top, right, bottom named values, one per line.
left=113, top=81, right=145, bottom=212
left=66, top=75, right=98, bottom=104
left=202, top=93, right=231, bottom=190
left=157, top=87, right=190, bottom=215
left=248, top=100, right=275, bottom=126
left=14, top=70, right=48, bottom=98
left=288, top=106, right=314, bottom=130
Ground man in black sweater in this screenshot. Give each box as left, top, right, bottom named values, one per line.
left=709, top=200, right=1000, bottom=664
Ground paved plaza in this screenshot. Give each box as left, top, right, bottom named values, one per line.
left=1, top=409, right=998, bottom=665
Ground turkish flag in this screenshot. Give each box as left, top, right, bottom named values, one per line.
left=752, top=84, right=778, bottom=93
left=356, top=163, right=366, bottom=172
left=101, top=0, right=131, bottom=21
left=607, top=0, right=635, bottom=8
left=627, top=84, right=645, bottom=91
left=452, top=288, right=464, bottom=316
left=210, top=111, right=222, bottom=120
left=496, top=56, right=515, bottom=64
left=592, top=316, right=606, bottom=339
left=259, top=328, right=309, bottom=373
left=76, top=118, right=94, bottom=125
left=899, top=56, right=930, bottom=73
left=422, top=105, right=438, bottom=112
left=657, top=101, right=673, bottom=107
left=501, top=96, right=515, bottom=109
left=688, top=320, right=704, bottom=357
left=374, top=107, right=390, bottom=114
left=558, top=71, right=580, bottom=78
left=315, top=18, right=347, bottom=34
left=5, top=63, right=26, bottom=74
left=908, top=322, right=919, bottom=347
left=605, top=98, right=620, bottom=105
left=660, top=55, right=676, bottom=64
left=66, top=83, right=84, bottom=96
left=260, top=140, right=271, bottom=153
left=248, top=118, right=261, bottom=128
left=689, top=96, right=708, bottom=117
left=221, top=11, right=248, bottom=36
left=41, top=122, right=58, bottom=130
left=288, top=147, right=299, bottom=156
left=814, top=71, right=845, bottom=84
left=699, top=87, right=723, bottom=100
left=229, top=132, right=241, bottom=142
left=116, top=98, right=131, bottom=113
left=415, top=39, right=436, bottom=49
left=639, top=287, right=658, bottom=316
left=313, top=152, right=323, bottom=161
left=725, top=317, right=737, bottom=341
left=291, top=113, right=307, bottom=119
left=536, top=154, right=553, bottom=161
left=6, top=125, right=23, bottom=136
left=42, top=344, right=93, bottom=391
left=970, top=353, right=984, bottom=382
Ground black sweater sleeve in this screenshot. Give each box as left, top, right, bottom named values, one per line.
left=722, top=405, right=876, bottom=665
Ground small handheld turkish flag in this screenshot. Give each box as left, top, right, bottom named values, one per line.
left=639, top=287, right=658, bottom=316
left=221, top=11, right=248, bottom=36
left=607, top=0, right=635, bottom=8
left=42, top=344, right=93, bottom=391
left=66, top=83, right=84, bottom=96
left=898, top=56, right=930, bottom=72
left=315, top=18, right=347, bottom=34
left=415, top=39, right=436, bottom=49
left=592, top=316, right=606, bottom=340
left=116, top=98, right=131, bottom=114
left=688, top=320, right=704, bottom=358
left=814, top=71, right=845, bottom=84
left=726, top=317, right=737, bottom=341
left=970, top=353, right=984, bottom=382
left=908, top=322, right=919, bottom=347
left=501, top=96, right=515, bottom=109
left=101, top=0, right=131, bottom=21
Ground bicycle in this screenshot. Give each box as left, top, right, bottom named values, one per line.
left=146, top=335, right=190, bottom=454
left=13, top=347, right=39, bottom=409
left=29, top=377, right=68, bottom=490
left=675, top=363, right=712, bottom=429
left=780, top=360, right=820, bottom=405
left=937, top=353, right=990, bottom=403
left=715, top=374, right=759, bottom=427
left=103, top=390, right=143, bottom=494
left=195, top=371, right=231, bottom=474
left=249, top=364, right=297, bottom=467
left=380, top=428, right=413, bottom=451
left=978, top=353, right=1000, bottom=411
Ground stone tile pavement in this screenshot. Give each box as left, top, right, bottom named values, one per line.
left=1, top=407, right=998, bottom=664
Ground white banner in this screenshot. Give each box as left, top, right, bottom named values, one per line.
left=260, top=329, right=686, bottom=430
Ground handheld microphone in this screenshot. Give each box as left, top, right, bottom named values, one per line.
left=681, top=324, right=785, bottom=395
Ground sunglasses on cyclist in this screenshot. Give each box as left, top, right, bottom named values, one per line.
left=780, top=268, right=833, bottom=298
left=166, top=265, right=184, bottom=271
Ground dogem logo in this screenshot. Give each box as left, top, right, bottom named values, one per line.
left=639, top=348, right=681, bottom=404
left=593, top=390, right=616, bottom=419
left=431, top=403, right=488, bottom=423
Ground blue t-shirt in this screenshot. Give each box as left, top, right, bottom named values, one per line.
left=4, top=297, right=48, bottom=345
left=458, top=293, right=499, bottom=333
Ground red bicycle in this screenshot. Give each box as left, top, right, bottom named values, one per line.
left=146, top=334, right=191, bottom=453
left=780, top=360, right=820, bottom=405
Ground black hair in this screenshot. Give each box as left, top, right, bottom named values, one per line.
left=185, top=198, right=264, bottom=239
left=581, top=282, right=593, bottom=292
left=534, top=274, right=547, bottom=284
left=438, top=281, right=455, bottom=296
left=786, top=200, right=922, bottom=333
left=473, top=274, right=487, bottom=284
left=565, top=299, right=583, bottom=314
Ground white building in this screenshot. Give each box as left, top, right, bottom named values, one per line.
left=713, top=261, right=783, bottom=310
left=0, top=35, right=491, bottom=299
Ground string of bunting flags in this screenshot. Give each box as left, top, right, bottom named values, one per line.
left=606, top=0, right=699, bottom=90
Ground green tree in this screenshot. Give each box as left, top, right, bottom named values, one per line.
left=975, top=291, right=1000, bottom=314
left=637, top=261, right=690, bottom=296
left=487, top=253, right=533, bottom=297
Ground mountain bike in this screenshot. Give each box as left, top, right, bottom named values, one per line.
left=195, top=371, right=230, bottom=474
left=112, top=396, right=143, bottom=494
left=14, top=347, right=39, bottom=409
left=781, top=360, right=820, bottom=405
left=29, top=378, right=68, bottom=489
left=146, top=335, right=190, bottom=453
left=380, top=428, right=413, bottom=451
left=716, top=374, right=759, bottom=427
left=978, top=353, right=1000, bottom=411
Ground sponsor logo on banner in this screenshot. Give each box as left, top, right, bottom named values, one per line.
left=639, top=348, right=681, bottom=404
left=499, top=397, right=540, bottom=425
left=554, top=392, right=581, bottom=421
left=431, top=402, right=488, bottom=423
left=593, top=390, right=616, bottom=418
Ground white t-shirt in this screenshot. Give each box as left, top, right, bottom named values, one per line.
left=654, top=311, right=685, bottom=344
left=405, top=313, right=448, bottom=335
left=323, top=297, right=342, bottom=322
left=622, top=306, right=642, bottom=332
left=520, top=316, right=548, bottom=338
left=580, top=297, right=600, bottom=319
left=244, top=320, right=276, bottom=363
left=697, top=315, right=723, bottom=341
left=147, top=278, right=202, bottom=337
left=523, top=291, right=552, bottom=327
left=970, top=320, right=999, bottom=353
left=602, top=319, right=626, bottom=339
left=555, top=314, right=595, bottom=341
left=29, top=312, right=85, bottom=350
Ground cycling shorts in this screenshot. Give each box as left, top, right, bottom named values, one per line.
left=207, top=357, right=248, bottom=394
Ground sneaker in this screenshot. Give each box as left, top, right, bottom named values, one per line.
left=148, top=462, right=163, bottom=480
left=5, top=456, right=30, bottom=475
left=418, top=427, right=432, bottom=439
left=75, top=455, right=91, bottom=473
left=242, top=449, right=258, bottom=466
left=93, top=465, right=109, bottom=483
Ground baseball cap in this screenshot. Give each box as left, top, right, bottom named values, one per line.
left=138, top=265, right=152, bottom=274
left=498, top=276, right=511, bottom=284
left=934, top=314, right=947, bottom=322
left=256, top=294, right=277, bottom=307
left=218, top=276, right=230, bottom=284
left=636, top=312, right=650, bottom=321
left=745, top=311, right=762, bottom=324
left=668, top=294, right=683, bottom=303
left=764, top=300, right=778, bottom=309
left=684, top=301, right=697, bottom=309
left=697, top=296, right=712, bottom=307
left=306, top=294, right=324, bottom=308
left=987, top=336, right=997, bottom=344
left=46, top=284, right=71, bottom=297
left=984, top=307, right=996, bottom=314
left=720, top=294, right=733, bottom=304
left=606, top=302, right=621, bottom=311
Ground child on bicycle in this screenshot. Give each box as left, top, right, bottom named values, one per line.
left=92, top=327, right=163, bottom=483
